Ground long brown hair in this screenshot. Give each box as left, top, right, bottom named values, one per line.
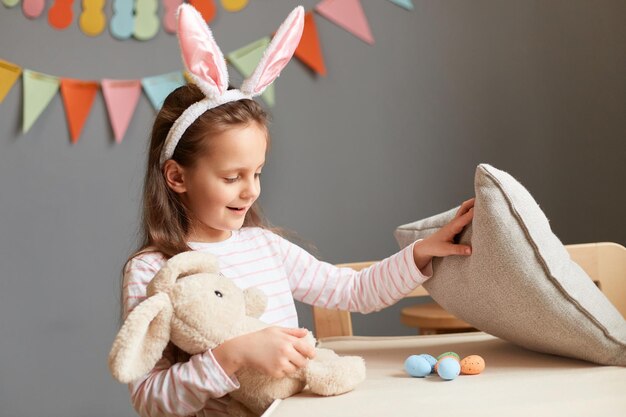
left=117, top=83, right=318, bottom=362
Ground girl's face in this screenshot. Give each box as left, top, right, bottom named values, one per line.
left=167, top=122, right=267, bottom=243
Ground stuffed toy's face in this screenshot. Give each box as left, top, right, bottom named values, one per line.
left=161, top=270, right=268, bottom=355
left=167, top=272, right=249, bottom=352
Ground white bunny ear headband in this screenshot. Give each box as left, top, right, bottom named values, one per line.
left=160, top=4, right=306, bottom=168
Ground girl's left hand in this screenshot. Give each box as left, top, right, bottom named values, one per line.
left=413, top=197, right=475, bottom=270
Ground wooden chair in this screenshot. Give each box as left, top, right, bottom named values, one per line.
left=312, top=242, right=626, bottom=339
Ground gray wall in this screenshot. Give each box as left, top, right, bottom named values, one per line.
left=1, top=1, right=625, bottom=416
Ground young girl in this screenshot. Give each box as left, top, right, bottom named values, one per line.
left=118, top=4, right=474, bottom=417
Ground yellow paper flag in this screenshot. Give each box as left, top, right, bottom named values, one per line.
left=0, top=59, right=22, bottom=104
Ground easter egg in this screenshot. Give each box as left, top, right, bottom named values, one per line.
left=437, top=357, right=461, bottom=380
left=437, top=351, right=460, bottom=361
left=404, top=355, right=432, bottom=378
left=460, top=355, right=485, bottom=375
left=434, top=355, right=459, bottom=372
left=418, top=354, right=437, bottom=373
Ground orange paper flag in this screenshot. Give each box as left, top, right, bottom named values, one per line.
left=60, top=79, right=99, bottom=144
left=295, top=11, right=327, bottom=76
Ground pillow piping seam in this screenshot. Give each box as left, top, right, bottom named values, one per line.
left=482, top=165, right=626, bottom=348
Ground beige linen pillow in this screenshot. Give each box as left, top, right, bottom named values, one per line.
left=394, top=163, right=626, bottom=366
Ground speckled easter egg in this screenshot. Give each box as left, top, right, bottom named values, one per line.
left=460, top=355, right=485, bottom=375
left=404, top=355, right=432, bottom=377
left=437, top=357, right=461, bottom=380
left=434, top=355, right=459, bottom=372
left=418, top=354, right=437, bottom=373
left=437, top=351, right=460, bottom=361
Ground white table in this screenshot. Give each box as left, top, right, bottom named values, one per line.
left=265, top=331, right=626, bottom=417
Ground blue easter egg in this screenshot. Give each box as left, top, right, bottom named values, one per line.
left=437, top=357, right=461, bottom=380
left=404, top=355, right=431, bottom=378
left=418, top=354, right=437, bottom=373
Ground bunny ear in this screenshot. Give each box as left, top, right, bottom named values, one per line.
left=148, top=251, right=220, bottom=296
left=176, top=3, right=229, bottom=98
left=240, top=5, right=305, bottom=96
left=108, top=293, right=173, bottom=384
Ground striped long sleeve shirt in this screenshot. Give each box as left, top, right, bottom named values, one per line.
left=122, top=226, right=433, bottom=417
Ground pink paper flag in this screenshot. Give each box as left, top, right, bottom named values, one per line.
left=315, top=0, right=374, bottom=45
left=101, top=79, right=141, bottom=143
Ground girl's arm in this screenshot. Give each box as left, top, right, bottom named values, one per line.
left=122, top=258, right=240, bottom=417
left=270, top=233, right=433, bottom=314
left=270, top=198, right=475, bottom=314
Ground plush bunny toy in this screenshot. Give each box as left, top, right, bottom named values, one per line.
left=108, top=251, right=366, bottom=417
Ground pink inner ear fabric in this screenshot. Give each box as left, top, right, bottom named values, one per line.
left=179, top=6, right=226, bottom=95
left=253, top=13, right=304, bottom=94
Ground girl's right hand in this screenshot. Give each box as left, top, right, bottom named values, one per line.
left=212, top=326, right=316, bottom=378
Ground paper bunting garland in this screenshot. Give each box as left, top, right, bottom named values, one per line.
left=1, top=0, right=414, bottom=144
left=0, top=59, right=22, bottom=103
left=101, top=79, right=142, bottom=143
left=60, top=79, right=99, bottom=144
left=221, top=0, right=248, bottom=13
left=110, top=0, right=135, bottom=39
left=295, top=11, right=327, bottom=76
left=189, top=0, right=217, bottom=24
left=141, top=71, right=186, bottom=110
left=227, top=37, right=275, bottom=107
left=79, top=0, right=107, bottom=37
left=22, top=0, right=45, bottom=19
left=163, top=0, right=184, bottom=33
left=133, top=0, right=160, bottom=41
left=22, top=69, right=60, bottom=134
left=315, top=0, right=374, bottom=45
left=48, top=0, right=73, bottom=30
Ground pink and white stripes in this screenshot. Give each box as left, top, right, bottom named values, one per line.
left=121, top=226, right=432, bottom=416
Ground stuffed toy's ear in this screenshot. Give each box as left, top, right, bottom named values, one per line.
left=108, top=292, right=174, bottom=383
left=244, top=287, right=268, bottom=318
left=148, top=251, right=220, bottom=295
left=240, top=5, right=305, bottom=96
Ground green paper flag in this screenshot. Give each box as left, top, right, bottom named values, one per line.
left=23, top=69, right=60, bottom=134
left=227, top=37, right=275, bottom=107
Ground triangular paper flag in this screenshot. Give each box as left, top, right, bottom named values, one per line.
left=227, top=37, right=275, bottom=107
left=101, top=79, right=142, bottom=143
left=386, top=0, right=414, bottom=10
left=22, top=69, right=60, bottom=134
left=60, top=79, right=99, bottom=144
left=0, top=59, right=22, bottom=103
left=294, top=11, right=327, bottom=76
left=315, top=0, right=374, bottom=45
left=141, top=71, right=186, bottom=110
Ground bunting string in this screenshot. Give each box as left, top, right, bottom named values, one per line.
left=0, top=0, right=414, bottom=143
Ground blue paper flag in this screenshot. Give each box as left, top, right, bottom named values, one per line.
left=141, top=71, right=186, bottom=110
